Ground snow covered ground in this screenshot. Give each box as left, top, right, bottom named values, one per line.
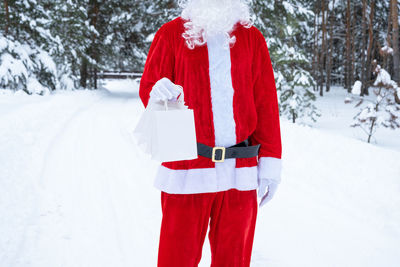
left=0, top=80, right=399, bottom=267
left=312, top=86, right=400, bottom=151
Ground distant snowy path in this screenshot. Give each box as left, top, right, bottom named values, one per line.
left=0, top=81, right=399, bottom=267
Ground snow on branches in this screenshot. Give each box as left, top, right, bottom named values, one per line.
left=0, top=36, right=54, bottom=95
left=349, top=61, right=400, bottom=143
left=278, top=68, right=320, bottom=124
left=0, top=0, right=77, bottom=94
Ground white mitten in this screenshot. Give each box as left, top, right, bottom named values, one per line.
left=257, top=179, right=279, bottom=207
left=257, top=157, right=282, bottom=207
left=149, top=77, right=182, bottom=103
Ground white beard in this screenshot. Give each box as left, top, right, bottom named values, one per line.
left=179, top=0, right=253, bottom=49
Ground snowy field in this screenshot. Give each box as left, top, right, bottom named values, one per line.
left=1, top=80, right=399, bottom=267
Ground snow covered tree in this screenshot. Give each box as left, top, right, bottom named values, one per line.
left=278, top=65, right=320, bottom=123
left=48, top=0, right=93, bottom=89
left=251, top=0, right=319, bottom=123
left=130, top=0, right=180, bottom=70
left=99, top=0, right=179, bottom=72
left=0, top=0, right=76, bottom=94
left=351, top=60, right=400, bottom=143
left=0, top=0, right=181, bottom=91
left=70, top=0, right=180, bottom=88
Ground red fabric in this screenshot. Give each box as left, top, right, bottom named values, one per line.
left=158, top=189, right=258, bottom=267
left=139, top=17, right=282, bottom=170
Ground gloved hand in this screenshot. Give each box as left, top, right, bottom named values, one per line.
left=258, top=178, right=279, bottom=207
left=149, top=77, right=182, bottom=103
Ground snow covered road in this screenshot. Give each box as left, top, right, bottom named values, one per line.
left=1, top=80, right=399, bottom=267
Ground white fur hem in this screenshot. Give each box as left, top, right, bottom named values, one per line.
left=257, top=157, right=282, bottom=183
left=154, top=162, right=258, bottom=194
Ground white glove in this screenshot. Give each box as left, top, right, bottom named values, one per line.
left=258, top=178, right=279, bottom=207
left=149, top=77, right=182, bottom=103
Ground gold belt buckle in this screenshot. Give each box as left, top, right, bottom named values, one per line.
left=212, top=147, right=226, bottom=162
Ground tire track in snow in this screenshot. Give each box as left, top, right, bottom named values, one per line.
left=25, top=89, right=134, bottom=266
left=1, top=91, right=106, bottom=267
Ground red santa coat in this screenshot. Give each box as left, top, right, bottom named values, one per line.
left=139, top=17, right=281, bottom=185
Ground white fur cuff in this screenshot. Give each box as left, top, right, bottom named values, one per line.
left=257, top=157, right=282, bottom=184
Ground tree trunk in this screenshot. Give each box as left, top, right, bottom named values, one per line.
left=326, top=0, right=335, bottom=92
left=312, top=10, right=318, bottom=91
left=360, top=0, right=367, bottom=96
left=367, top=119, right=375, bottom=143
left=345, top=0, right=351, bottom=92
left=364, top=0, right=376, bottom=96
left=320, top=0, right=326, bottom=96
left=391, top=0, right=400, bottom=83
left=80, top=57, right=88, bottom=88
left=385, top=3, right=393, bottom=71
left=93, top=67, right=98, bottom=89
left=368, top=88, right=382, bottom=143
left=4, top=0, right=9, bottom=36
left=90, top=0, right=100, bottom=89
left=351, top=2, right=356, bottom=91
left=292, top=110, right=296, bottom=123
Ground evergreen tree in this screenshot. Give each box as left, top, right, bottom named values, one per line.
left=351, top=60, right=400, bottom=143
left=72, top=0, right=179, bottom=87
left=0, top=0, right=75, bottom=93
left=251, top=0, right=319, bottom=123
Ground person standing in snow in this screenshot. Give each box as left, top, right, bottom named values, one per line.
left=139, top=0, right=282, bottom=266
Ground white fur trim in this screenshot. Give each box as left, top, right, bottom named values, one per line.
left=257, top=157, right=282, bottom=183
left=154, top=163, right=258, bottom=194
left=207, top=33, right=237, bottom=147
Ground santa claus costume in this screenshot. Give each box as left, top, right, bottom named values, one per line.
left=139, top=0, right=282, bottom=266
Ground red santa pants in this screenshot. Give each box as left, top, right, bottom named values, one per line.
left=157, top=188, right=258, bottom=267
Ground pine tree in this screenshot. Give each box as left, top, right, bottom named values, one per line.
left=72, top=0, right=179, bottom=87
left=251, top=0, right=319, bottom=123
left=100, top=0, right=179, bottom=72
left=0, top=0, right=78, bottom=93
left=351, top=60, right=400, bottom=143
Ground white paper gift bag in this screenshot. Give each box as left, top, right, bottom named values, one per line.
left=133, top=105, right=153, bottom=154
left=133, top=91, right=198, bottom=162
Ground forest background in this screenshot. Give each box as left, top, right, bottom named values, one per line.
left=1, top=0, right=400, bottom=131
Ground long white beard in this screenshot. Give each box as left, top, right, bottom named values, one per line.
left=179, top=0, right=253, bottom=49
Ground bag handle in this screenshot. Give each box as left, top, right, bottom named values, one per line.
left=175, top=85, right=184, bottom=103
left=163, top=85, right=184, bottom=111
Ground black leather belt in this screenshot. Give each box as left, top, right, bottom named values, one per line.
left=197, top=139, right=260, bottom=162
